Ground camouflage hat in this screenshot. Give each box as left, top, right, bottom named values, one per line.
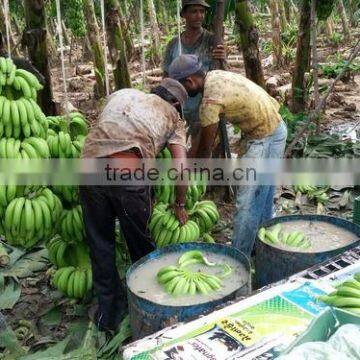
left=168, top=55, right=203, bottom=81
left=159, top=78, right=189, bottom=106
left=181, top=0, right=210, bottom=12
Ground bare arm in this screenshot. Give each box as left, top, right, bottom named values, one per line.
left=189, top=124, right=219, bottom=159
left=212, top=44, right=227, bottom=61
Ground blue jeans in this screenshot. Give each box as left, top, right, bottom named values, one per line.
left=232, top=120, right=288, bottom=257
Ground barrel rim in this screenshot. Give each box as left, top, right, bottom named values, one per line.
left=256, top=214, right=360, bottom=255
left=126, top=242, right=250, bottom=309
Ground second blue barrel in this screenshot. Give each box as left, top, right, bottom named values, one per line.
left=255, top=215, right=360, bottom=288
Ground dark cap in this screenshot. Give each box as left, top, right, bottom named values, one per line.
left=182, top=0, right=210, bottom=12
left=159, top=78, right=188, bottom=106
left=168, top=55, right=203, bottom=81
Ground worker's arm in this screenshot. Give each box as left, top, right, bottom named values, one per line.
left=189, top=101, right=222, bottom=158
left=168, top=143, right=188, bottom=225
left=212, top=44, right=226, bottom=61
left=189, top=123, right=218, bottom=159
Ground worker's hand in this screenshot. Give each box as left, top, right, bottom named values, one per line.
left=173, top=204, right=188, bottom=226
left=212, top=44, right=226, bottom=60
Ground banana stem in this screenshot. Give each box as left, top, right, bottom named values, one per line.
left=0, top=243, right=10, bottom=266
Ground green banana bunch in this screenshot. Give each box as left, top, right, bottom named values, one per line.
left=317, top=272, right=360, bottom=316
left=3, top=188, right=62, bottom=248
left=280, top=231, right=311, bottom=249
left=47, top=236, right=91, bottom=269
left=157, top=147, right=172, bottom=159
left=185, top=182, right=206, bottom=210
left=178, top=250, right=232, bottom=278
left=68, top=112, right=89, bottom=137
left=293, top=185, right=318, bottom=193
left=0, top=57, right=16, bottom=87
left=258, top=224, right=311, bottom=249
left=36, top=187, right=63, bottom=224
left=190, top=200, right=220, bottom=234
left=47, top=129, right=85, bottom=158
left=155, top=147, right=206, bottom=208
left=150, top=206, right=200, bottom=247
left=202, top=233, right=216, bottom=243
left=0, top=95, right=48, bottom=139
left=293, top=185, right=329, bottom=204
left=154, top=147, right=174, bottom=204
left=178, top=250, right=216, bottom=268
left=47, top=112, right=88, bottom=138
left=0, top=58, right=43, bottom=97
left=59, top=205, right=85, bottom=243
left=47, top=235, right=74, bottom=268
left=0, top=185, right=24, bottom=208
left=154, top=183, right=175, bottom=204
left=307, top=187, right=329, bottom=204
left=157, top=250, right=232, bottom=296
left=157, top=266, right=223, bottom=296
left=155, top=181, right=206, bottom=208
left=52, top=185, right=79, bottom=205
left=0, top=137, right=50, bottom=158
left=52, top=266, right=93, bottom=299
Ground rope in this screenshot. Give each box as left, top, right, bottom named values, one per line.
left=3, top=0, right=11, bottom=58
left=100, top=0, right=110, bottom=97
left=177, top=0, right=182, bottom=56
left=140, top=0, right=146, bottom=87
left=55, top=0, right=70, bottom=120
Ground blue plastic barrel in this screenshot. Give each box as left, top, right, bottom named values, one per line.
left=255, top=215, right=360, bottom=288
left=126, top=242, right=250, bottom=340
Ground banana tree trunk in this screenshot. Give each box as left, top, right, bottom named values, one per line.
left=235, top=0, right=265, bottom=88
left=349, top=0, right=358, bottom=27
left=82, top=0, right=106, bottom=98
left=23, top=0, right=54, bottom=115
left=147, top=0, right=161, bottom=64
left=105, top=0, right=131, bottom=90
left=278, top=0, right=289, bottom=31
left=325, top=17, right=334, bottom=38
left=61, top=20, right=70, bottom=46
left=291, top=0, right=311, bottom=114
left=119, top=9, right=134, bottom=60
left=159, top=0, right=170, bottom=34
left=311, top=0, right=320, bottom=133
left=0, top=3, right=20, bottom=57
left=337, top=0, right=351, bottom=41
left=269, top=0, right=282, bottom=68
left=284, top=0, right=291, bottom=23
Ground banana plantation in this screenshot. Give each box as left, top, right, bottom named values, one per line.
left=0, top=0, right=360, bottom=359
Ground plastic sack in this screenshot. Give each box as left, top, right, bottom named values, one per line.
left=277, top=324, right=360, bottom=360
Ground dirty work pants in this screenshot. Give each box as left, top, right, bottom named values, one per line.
left=232, top=120, right=288, bottom=258
left=79, top=185, right=154, bottom=330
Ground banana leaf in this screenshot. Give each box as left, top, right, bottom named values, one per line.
left=0, top=248, right=48, bottom=279
left=17, top=338, right=71, bottom=360
left=204, top=0, right=236, bottom=29
left=316, top=0, right=336, bottom=21
left=0, top=278, right=21, bottom=310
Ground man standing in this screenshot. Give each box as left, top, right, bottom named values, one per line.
left=80, top=79, right=188, bottom=332
left=163, top=0, right=226, bottom=152
left=169, top=55, right=288, bottom=258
